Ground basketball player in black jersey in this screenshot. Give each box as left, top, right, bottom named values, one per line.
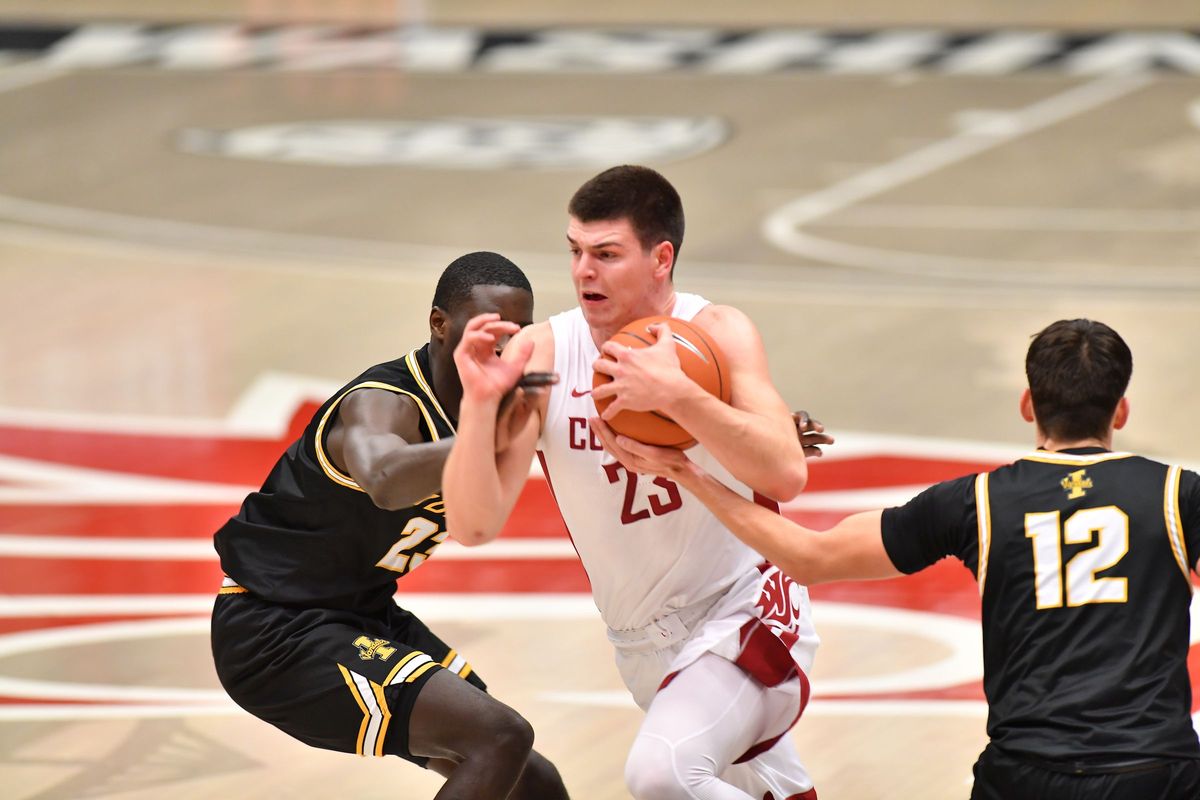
left=211, top=252, right=569, bottom=799
left=598, top=319, right=1200, bottom=799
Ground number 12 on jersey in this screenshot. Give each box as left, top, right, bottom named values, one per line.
left=1025, top=506, right=1129, bottom=609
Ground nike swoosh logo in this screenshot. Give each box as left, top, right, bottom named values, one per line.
left=570, top=388, right=592, bottom=398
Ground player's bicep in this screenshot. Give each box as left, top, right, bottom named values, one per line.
left=881, top=475, right=978, bottom=574
left=701, top=306, right=794, bottom=425
left=335, top=390, right=421, bottom=483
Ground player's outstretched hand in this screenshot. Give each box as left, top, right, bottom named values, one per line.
left=794, top=410, right=835, bottom=459
left=454, top=313, right=531, bottom=405
left=591, top=415, right=692, bottom=479
left=592, top=322, right=687, bottom=419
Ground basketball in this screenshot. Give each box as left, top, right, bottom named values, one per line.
left=592, top=315, right=731, bottom=449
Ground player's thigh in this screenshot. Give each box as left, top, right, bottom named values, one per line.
left=637, top=653, right=782, bottom=766
left=382, top=601, right=486, bottom=692
left=406, top=667, right=533, bottom=764
left=212, top=595, right=478, bottom=764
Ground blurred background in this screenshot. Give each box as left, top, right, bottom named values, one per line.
left=0, top=2, right=1197, bottom=798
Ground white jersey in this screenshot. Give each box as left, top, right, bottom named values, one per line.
left=537, top=293, right=767, bottom=631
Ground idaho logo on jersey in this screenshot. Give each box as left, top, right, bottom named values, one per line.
left=1061, top=469, right=1093, bottom=499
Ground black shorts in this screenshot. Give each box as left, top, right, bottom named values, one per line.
left=970, top=743, right=1200, bottom=800
left=211, top=592, right=487, bottom=766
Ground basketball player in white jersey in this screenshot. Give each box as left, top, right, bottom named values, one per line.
left=444, top=165, right=821, bottom=800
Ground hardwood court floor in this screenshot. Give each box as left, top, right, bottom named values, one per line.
left=0, top=2, right=1198, bottom=798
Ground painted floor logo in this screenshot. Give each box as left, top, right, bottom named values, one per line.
left=177, top=116, right=729, bottom=169
left=1, top=24, right=1199, bottom=74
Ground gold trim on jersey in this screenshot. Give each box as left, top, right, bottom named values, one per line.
left=440, top=648, right=474, bottom=679
left=405, top=348, right=456, bottom=434
left=313, top=377, right=444, bottom=491
left=975, top=473, right=992, bottom=595
left=1020, top=451, right=1135, bottom=466
left=1164, top=465, right=1191, bottom=587
left=218, top=576, right=248, bottom=595
left=338, top=664, right=393, bottom=757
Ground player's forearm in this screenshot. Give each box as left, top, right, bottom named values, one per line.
left=355, top=438, right=455, bottom=510
left=672, top=465, right=896, bottom=585
left=672, top=462, right=823, bottom=581
left=667, top=391, right=807, bottom=500
left=442, top=398, right=513, bottom=546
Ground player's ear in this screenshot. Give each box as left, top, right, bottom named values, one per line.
left=429, top=306, right=449, bottom=342
left=1112, top=397, right=1130, bottom=430
left=1019, top=388, right=1036, bottom=423
left=652, top=241, right=674, bottom=279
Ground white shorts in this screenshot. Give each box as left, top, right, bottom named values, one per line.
left=608, top=563, right=820, bottom=762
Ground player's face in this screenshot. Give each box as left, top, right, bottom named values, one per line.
left=445, top=284, right=534, bottom=357
left=567, top=216, right=670, bottom=333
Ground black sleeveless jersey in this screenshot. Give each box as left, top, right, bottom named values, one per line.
left=881, top=447, right=1200, bottom=762
left=214, top=345, right=456, bottom=611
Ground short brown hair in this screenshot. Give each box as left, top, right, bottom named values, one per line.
left=1025, top=319, right=1132, bottom=442
left=568, top=165, right=685, bottom=274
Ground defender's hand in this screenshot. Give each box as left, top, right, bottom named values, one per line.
left=794, top=410, right=835, bottom=459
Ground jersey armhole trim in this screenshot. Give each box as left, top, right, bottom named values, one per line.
left=314, top=381, right=440, bottom=492
left=1164, top=465, right=1192, bottom=587
left=975, top=472, right=991, bottom=596
left=405, top=349, right=456, bottom=433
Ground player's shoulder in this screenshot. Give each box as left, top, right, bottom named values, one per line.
left=509, top=320, right=555, bottom=371
left=693, top=301, right=752, bottom=330
left=692, top=303, right=762, bottom=358
left=515, top=319, right=553, bottom=347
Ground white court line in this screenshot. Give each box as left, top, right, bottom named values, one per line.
left=0, top=602, right=979, bottom=704
left=761, top=72, right=1200, bottom=288
left=816, top=205, right=1200, bottom=232
left=0, top=65, right=64, bottom=94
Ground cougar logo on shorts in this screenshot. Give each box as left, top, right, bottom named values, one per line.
left=354, top=636, right=397, bottom=661
left=756, top=567, right=805, bottom=649
left=178, top=116, right=727, bottom=169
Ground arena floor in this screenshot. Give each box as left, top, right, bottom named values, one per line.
left=1, top=2, right=1198, bottom=798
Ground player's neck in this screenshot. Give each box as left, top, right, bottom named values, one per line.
left=588, top=289, right=677, bottom=349
left=1036, top=433, right=1114, bottom=453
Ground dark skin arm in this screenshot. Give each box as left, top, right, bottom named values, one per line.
left=324, top=388, right=453, bottom=510
left=324, top=378, right=542, bottom=512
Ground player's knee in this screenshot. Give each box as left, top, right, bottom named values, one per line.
left=625, top=735, right=693, bottom=800
left=474, top=704, right=535, bottom=760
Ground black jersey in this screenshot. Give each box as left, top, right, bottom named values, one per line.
left=881, top=447, right=1200, bottom=763
left=214, top=345, right=455, bottom=611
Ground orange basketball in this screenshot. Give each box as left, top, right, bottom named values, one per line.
left=592, top=315, right=731, bottom=449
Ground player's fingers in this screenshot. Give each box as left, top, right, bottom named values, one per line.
left=479, top=320, right=521, bottom=340
left=599, top=399, right=624, bottom=420
left=589, top=417, right=637, bottom=472
left=599, top=341, right=635, bottom=361
left=590, top=382, right=614, bottom=400
left=592, top=356, right=617, bottom=376
left=463, top=312, right=501, bottom=332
